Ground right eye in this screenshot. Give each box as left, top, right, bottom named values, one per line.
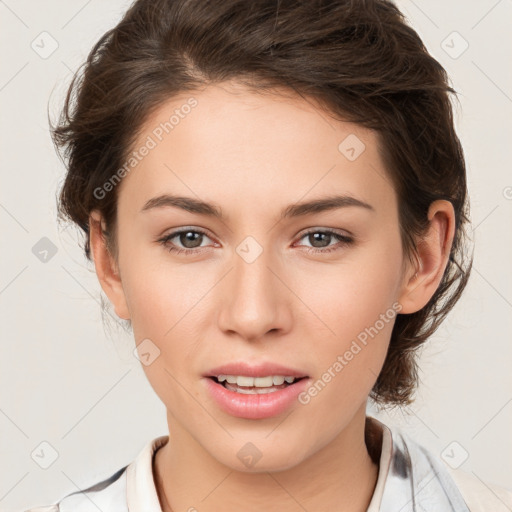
left=158, top=228, right=216, bottom=255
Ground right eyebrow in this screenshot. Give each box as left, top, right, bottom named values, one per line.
left=141, top=194, right=225, bottom=218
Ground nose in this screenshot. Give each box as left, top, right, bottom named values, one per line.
left=217, top=242, right=293, bottom=342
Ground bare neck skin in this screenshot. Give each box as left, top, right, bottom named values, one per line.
left=153, top=403, right=379, bottom=512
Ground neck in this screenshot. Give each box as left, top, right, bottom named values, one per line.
left=154, top=405, right=379, bottom=512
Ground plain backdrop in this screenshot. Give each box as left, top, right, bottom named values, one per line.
left=1, top=0, right=511, bottom=510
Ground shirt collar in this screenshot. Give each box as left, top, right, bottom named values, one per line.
left=126, top=434, right=168, bottom=511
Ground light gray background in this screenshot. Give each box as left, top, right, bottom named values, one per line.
left=1, top=1, right=511, bottom=510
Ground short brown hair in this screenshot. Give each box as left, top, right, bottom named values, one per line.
left=50, top=0, right=473, bottom=406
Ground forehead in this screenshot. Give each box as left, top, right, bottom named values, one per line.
left=118, top=82, right=397, bottom=221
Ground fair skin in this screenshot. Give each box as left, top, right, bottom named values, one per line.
left=89, top=81, right=455, bottom=512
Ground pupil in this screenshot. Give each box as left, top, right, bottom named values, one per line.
left=311, top=232, right=330, bottom=247
left=181, top=231, right=201, bottom=248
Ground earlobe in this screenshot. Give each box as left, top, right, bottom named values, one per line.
left=89, top=210, right=131, bottom=320
left=398, top=200, right=455, bottom=314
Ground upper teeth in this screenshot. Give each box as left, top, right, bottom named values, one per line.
left=216, top=375, right=297, bottom=387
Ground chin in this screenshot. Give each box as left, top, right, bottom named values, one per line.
left=208, top=437, right=311, bottom=474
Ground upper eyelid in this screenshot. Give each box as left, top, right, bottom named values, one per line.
left=299, top=227, right=352, bottom=238
left=163, top=226, right=214, bottom=239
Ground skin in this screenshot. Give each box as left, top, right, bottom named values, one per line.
left=89, top=81, right=455, bottom=512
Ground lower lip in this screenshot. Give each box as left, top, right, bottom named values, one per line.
left=203, top=377, right=310, bottom=419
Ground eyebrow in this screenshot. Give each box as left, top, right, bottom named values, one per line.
left=140, top=193, right=375, bottom=220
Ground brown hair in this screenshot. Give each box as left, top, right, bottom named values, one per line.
left=50, top=0, right=473, bottom=406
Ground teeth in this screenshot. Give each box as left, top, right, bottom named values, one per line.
left=224, top=384, right=281, bottom=394
left=216, top=375, right=297, bottom=387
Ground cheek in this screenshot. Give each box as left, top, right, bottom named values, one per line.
left=295, top=275, right=396, bottom=432
left=123, top=263, right=207, bottom=408
left=293, top=236, right=403, bottom=402
left=121, top=245, right=212, bottom=335
left=296, top=237, right=403, bottom=342
left=118, top=250, right=209, bottom=377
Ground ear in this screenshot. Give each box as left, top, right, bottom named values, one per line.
left=89, top=210, right=130, bottom=320
left=397, top=200, right=456, bottom=314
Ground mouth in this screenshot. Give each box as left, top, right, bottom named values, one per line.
left=202, top=362, right=310, bottom=418
left=204, top=372, right=311, bottom=419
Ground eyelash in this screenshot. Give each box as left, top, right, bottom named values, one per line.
left=157, top=228, right=354, bottom=256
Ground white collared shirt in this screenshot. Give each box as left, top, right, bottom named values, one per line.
left=25, top=416, right=512, bottom=512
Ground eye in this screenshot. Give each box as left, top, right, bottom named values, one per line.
left=157, top=227, right=215, bottom=255
left=157, top=227, right=354, bottom=256
left=295, top=229, right=354, bottom=254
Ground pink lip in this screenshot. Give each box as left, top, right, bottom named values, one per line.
left=203, top=376, right=311, bottom=419
left=204, top=361, right=308, bottom=378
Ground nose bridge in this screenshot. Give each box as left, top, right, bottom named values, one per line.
left=218, top=237, right=288, bottom=339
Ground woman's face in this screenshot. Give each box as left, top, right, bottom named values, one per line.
left=102, top=82, right=416, bottom=471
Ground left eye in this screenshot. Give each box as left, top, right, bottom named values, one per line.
left=295, top=229, right=353, bottom=253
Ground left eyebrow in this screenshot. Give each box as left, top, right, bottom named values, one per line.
left=140, top=193, right=375, bottom=220
left=280, top=194, right=375, bottom=219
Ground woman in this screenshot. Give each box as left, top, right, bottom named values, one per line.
left=27, top=0, right=512, bottom=510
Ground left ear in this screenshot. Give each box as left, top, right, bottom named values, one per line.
left=397, top=199, right=456, bottom=314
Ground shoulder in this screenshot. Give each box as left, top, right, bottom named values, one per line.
left=447, top=466, right=512, bottom=512
left=24, top=465, right=128, bottom=512
left=24, top=435, right=168, bottom=512
left=366, top=416, right=512, bottom=512
left=391, top=424, right=512, bottom=512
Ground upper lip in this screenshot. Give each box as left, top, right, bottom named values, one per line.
left=204, top=361, right=309, bottom=378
